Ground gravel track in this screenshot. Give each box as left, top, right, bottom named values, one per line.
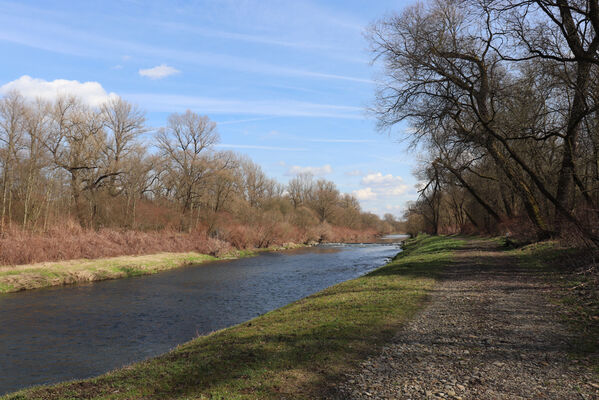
left=332, top=240, right=599, bottom=399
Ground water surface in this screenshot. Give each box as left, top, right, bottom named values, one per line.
left=0, top=238, right=406, bottom=395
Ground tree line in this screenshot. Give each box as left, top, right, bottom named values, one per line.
left=0, top=92, right=392, bottom=241
left=369, top=0, right=599, bottom=246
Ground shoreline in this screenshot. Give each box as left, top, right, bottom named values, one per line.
left=0, top=243, right=306, bottom=294
left=0, top=235, right=408, bottom=295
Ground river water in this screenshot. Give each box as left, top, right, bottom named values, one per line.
left=0, top=236, right=407, bottom=395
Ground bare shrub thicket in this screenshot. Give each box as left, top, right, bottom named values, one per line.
left=369, top=0, right=599, bottom=246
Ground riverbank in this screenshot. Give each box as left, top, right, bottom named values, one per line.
left=0, top=244, right=303, bottom=294
left=2, top=235, right=463, bottom=399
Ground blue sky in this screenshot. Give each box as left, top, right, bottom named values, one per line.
left=0, top=0, right=418, bottom=217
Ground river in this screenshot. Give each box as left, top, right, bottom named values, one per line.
left=0, top=236, right=407, bottom=395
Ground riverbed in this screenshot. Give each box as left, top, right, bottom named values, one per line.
left=0, top=237, right=406, bottom=395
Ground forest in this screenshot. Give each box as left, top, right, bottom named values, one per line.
left=0, top=93, right=396, bottom=265
left=370, top=0, right=599, bottom=246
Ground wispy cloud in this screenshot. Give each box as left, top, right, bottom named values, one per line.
left=216, top=144, right=307, bottom=151
left=144, top=1, right=366, bottom=53
left=139, top=64, right=180, bottom=79
left=122, top=93, right=364, bottom=119
left=370, top=155, right=415, bottom=165
left=345, top=169, right=363, bottom=176
left=154, top=21, right=331, bottom=51
left=307, top=138, right=374, bottom=143
left=0, top=12, right=372, bottom=85
left=216, top=117, right=278, bottom=125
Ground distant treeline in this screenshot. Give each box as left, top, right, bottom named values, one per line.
left=369, top=0, right=599, bottom=246
left=0, top=91, right=399, bottom=262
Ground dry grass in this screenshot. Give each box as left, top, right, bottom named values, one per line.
left=0, top=221, right=378, bottom=267
left=0, top=222, right=232, bottom=266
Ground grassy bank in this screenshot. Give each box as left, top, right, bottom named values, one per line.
left=0, top=245, right=302, bottom=294
left=3, top=235, right=465, bottom=400
left=0, top=252, right=216, bottom=293
left=511, top=241, right=599, bottom=364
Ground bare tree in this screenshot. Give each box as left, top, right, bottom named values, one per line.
left=368, top=0, right=599, bottom=244
left=45, top=96, right=109, bottom=225
left=0, top=91, right=25, bottom=229
left=100, top=97, right=147, bottom=195
left=156, top=110, right=219, bottom=215
left=287, top=173, right=314, bottom=208
left=310, top=179, right=340, bottom=223
left=21, top=99, right=50, bottom=227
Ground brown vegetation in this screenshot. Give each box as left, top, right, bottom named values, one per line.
left=0, top=220, right=378, bottom=267
left=369, top=0, right=599, bottom=246
left=0, top=222, right=228, bottom=265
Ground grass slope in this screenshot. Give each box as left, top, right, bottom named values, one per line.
left=3, top=235, right=465, bottom=400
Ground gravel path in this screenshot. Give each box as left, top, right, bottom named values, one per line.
left=333, top=240, right=599, bottom=399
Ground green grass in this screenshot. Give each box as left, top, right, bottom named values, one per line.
left=2, top=235, right=465, bottom=400
left=397, top=234, right=465, bottom=257
left=0, top=252, right=218, bottom=293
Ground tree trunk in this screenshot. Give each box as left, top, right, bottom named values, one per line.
left=71, top=172, right=86, bottom=226
left=554, top=60, right=593, bottom=232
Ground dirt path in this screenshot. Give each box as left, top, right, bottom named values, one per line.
left=333, top=240, right=598, bottom=399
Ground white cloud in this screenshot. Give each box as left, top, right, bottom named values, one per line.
left=0, top=75, right=118, bottom=107
left=387, top=185, right=410, bottom=196
left=354, top=172, right=410, bottom=200
left=138, top=64, right=180, bottom=79
left=356, top=184, right=409, bottom=199
left=361, top=172, right=404, bottom=186
left=353, top=187, right=377, bottom=200
left=216, top=144, right=307, bottom=151
left=286, top=164, right=332, bottom=176
left=353, top=185, right=409, bottom=200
